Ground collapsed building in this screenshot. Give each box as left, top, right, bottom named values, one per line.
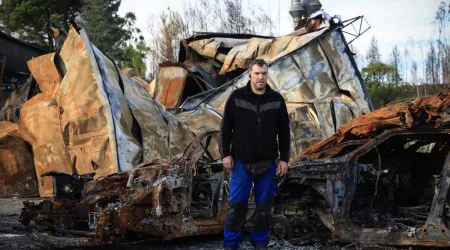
left=0, top=9, right=371, bottom=196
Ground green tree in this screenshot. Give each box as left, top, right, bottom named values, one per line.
left=120, top=12, right=149, bottom=76
left=82, top=0, right=127, bottom=61
left=122, top=42, right=149, bottom=76
left=123, top=12, right=142, bottom=46
left=0, top=0, right=82, bottom=50
left=362, top=61, right=416, bottom=108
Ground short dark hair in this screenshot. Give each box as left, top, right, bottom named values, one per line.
left=248, top=58, right=268, bottom=72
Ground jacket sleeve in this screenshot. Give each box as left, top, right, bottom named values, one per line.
left=278, top=99, right=291, bottom=162
left=219, top=93, right=235, bottom=158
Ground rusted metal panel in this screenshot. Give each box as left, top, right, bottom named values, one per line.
left=122, top=68, right=153, bottom=94
left=87, top=43, right=141, bottom=172
left=122, top=72, right=193, bottom=161
left=298, top=103, right=415, bottom=160
left=0, top=122, right=38, bottom=197
left=299, top=90, right=450, bottom=160
left=188, top=38, right=221, bottom=59
left=58, top=27, right=140, bottom=173
left=56, top=29, right=118, bottom=176
left=19, top=95, right=72, bottom=197
left=27, top=53, right=61, bottom=97
left=154, top=66, right=188, bottom=109
left=17, top=27, right=142, bottom=197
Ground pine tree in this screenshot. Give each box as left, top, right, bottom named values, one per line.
left=121, top=12, right=149, bottom=76
left=82, top=0, right=127, bottom=61
left=0, top=0, right=82, bottom=50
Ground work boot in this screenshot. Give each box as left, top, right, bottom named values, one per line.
left=254, top=244, right=268, bottom=250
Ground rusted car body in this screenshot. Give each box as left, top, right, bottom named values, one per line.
left=20, top=131, right=228, bottom=247
left=272, top=91, right=450, bottom=247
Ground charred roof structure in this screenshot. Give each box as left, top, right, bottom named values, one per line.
left=0, top=31, right=48, bottom=107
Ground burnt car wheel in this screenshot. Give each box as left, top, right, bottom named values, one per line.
left=270, top=215, right=294, bottom=240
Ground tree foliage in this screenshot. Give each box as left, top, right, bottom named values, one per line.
left=0, top=0, right=82, bottom=49
left=122, top=43, right=149, bottom=76
left=362, top=61, right=411, bottom=108
left=82, top=0, right=127, bottom=60
left=121, top=12, right=149, bottom=76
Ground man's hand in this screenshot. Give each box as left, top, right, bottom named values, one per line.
left=223, top=155, right=234, bottom=169
left=276, top=160, right=288, bottom=176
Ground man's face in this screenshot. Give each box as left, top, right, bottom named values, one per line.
left=249, top=64, right=268, bottom=92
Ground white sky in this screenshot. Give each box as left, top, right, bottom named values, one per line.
left=119, top=0, right=446, bottom=65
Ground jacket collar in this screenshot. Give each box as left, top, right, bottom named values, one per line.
left=245, top=81, right=272, bottom=97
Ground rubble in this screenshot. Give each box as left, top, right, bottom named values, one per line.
left=0, top=9, right=379, bottom=247
left=19, top=131, right=227, bottom=247
left=18, top=90, right=450, bottom=247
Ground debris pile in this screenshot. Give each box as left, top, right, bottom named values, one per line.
left=0, top=16, right=371, bottom=198
left=282, top=89, right=450, bottom=247
left=0, top=14, right=379, bottom=247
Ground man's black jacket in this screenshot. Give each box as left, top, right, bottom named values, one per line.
left=219, top=81, right=290, bottom=163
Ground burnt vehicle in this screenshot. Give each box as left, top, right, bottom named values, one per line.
left=271, top=91, right=450, bottom=247
left=19, top=131, right=230, bottom=247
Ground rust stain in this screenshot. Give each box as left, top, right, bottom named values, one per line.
left=0, top=122, right=38, bottom=197
left=27, top=53, right=61, bottom=97
left=19, top=96, right=72, bottom=197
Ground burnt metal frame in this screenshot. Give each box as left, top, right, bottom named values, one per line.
left=288, top=128, right=450, bottom=246
left=340, top=16, right=371, bottom=44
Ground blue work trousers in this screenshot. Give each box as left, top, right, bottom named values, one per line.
left=223, top=159, right=276, bottom=249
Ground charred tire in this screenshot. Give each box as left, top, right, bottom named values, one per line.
left=270, top=215, right=293, bottom=240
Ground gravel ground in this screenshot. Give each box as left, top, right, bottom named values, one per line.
left=0, top=198, right=426, bottom=250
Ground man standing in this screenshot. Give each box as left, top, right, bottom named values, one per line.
left=220, top=59, right=290, bottom=249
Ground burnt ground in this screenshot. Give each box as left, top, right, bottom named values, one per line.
left=0, top=198, right=431, bottom=250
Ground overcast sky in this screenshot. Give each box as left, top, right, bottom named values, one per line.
left=119, top=0, right=446, bottom=65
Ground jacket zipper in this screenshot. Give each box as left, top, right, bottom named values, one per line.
left=256, top=99, right=261, bottom=155
left=257, top=104, right=261, bottom=135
